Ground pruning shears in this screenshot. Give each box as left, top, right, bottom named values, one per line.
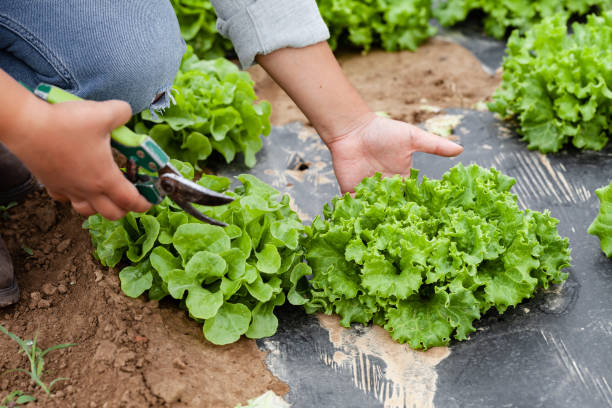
left=31, top=83, right=233, bottom=226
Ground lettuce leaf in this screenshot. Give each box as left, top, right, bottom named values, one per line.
left=303, top=164, right=571, bottom=349
left=588, top=180, right=612, bottom=257
left=489, top=12, right=612, bottom=153
left=434, top=0, right=609, bottom=40
left=170, top=0, right=232, bottom=59
left=84, top=161, right=308, bottom=345
left=136, top=47, right=271, bottom=169
left=317, top=0, right=436, bottom=52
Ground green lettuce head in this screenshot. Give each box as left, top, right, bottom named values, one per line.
left=303, top=163, right=571, bottom=349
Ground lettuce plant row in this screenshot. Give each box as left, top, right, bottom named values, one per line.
left=85, top=163, right=571, bottom=347
left=135, top=47, right=271, bottom=169
left=172, top=0, right=437, bottom=56
left=489, top=12, right=612, bottom=153
left=589, top=180, right=612, bottom=258
left=170, top=0, right=608, bottom=56
left=84, top=161, right=308, bottom=345
left=302, top=164, right=571, bottom=349
left=434, top=0, right=608, bottom=40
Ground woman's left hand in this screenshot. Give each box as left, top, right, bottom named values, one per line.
left=327, top=114, right=463, bottom=194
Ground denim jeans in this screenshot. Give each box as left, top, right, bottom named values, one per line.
left=0, top=1, right=186, bottom=114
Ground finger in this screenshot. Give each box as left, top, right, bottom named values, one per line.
left=98, top=99, right=133, bottom=132
left=105, top=169, right=153, bottom=213
left=90, top=195, right=128, bottom=221
left=71, top=200, right=96, bottom=217
left=47, top=190, right=69, bottom=203
left=410, top=127, right=463, bottom=157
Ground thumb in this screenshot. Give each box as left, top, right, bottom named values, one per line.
left=98, top=99, right=133, bottom=131
left=410, top=126, right=463, bottom=157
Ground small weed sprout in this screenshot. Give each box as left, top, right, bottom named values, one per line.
left=0, top=324, right=76, bottom=396
left=0, top=390, right=36, bottom=407
left=0, top=202, right=17, bottom=221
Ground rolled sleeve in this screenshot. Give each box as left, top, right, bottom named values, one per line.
left=210, top=0, right=330, bottom=68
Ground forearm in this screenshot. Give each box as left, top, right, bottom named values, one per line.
left=208, top=0, right=363, bottom=143
left=256, top=42, right=374, bottom=146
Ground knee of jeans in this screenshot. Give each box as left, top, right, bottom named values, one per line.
left=76, top=15, right=186, bottom=114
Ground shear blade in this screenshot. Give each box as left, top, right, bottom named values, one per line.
left=158, top=173, right=233, bottom=226
left=159, top=173, right=234, bottom=206
left=176, top=200, right=228, bottom=227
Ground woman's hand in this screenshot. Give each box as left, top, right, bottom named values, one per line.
left=5, top=95, right=151, bottom=220
left=256, top=43, right=462, bottom=193
left=327, top=114, right=463, bottom=193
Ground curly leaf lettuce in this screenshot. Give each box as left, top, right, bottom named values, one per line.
left=434, top=0, right=609, bottom=40
left=489, top=13, right=612, bottom=153
left=84, top=161, right=308, bottom=345
left=317, top=0, right=436, bottom=52
left=588, top=180, right=612, bottom=257
left=136, top=47, right=271, bottom=169
left=303, top=164, right=571, bottom=349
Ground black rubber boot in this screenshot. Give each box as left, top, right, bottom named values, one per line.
left=0, top=142, right=38, bottom=206
left=0, top=236, right=19, bottom=307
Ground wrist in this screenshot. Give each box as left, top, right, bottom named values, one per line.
left=320, top=111, right=377, bottom=150
left=1, top=94, right=51, bottom=158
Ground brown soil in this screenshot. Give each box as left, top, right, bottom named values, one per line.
left=0, top=191, right=287, bottom=408
left=249, top=37, right=501, bottom=126
left=0, top=38, right=501, bottom=408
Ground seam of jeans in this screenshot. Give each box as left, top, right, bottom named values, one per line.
left=0, top=13, right=78, bottom=91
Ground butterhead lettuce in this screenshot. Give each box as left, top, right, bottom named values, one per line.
left=170, top=0, right=232, bottom=60
left=84, top=161, right=307, bottom=345
left=135, top=47, right=271, bottom=169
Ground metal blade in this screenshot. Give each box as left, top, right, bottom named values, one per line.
left=174, top=200, right=228, bottom=227
left=159, top=173, right=234, bottom=206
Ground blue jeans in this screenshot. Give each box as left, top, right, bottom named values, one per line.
left=0, top=1, right=186, bottom=114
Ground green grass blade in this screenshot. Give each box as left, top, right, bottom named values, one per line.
left=48, top=377, right=69, bottom=390
left=0, top=325, right=26, bottom=349
left=1, top=389, right=21, bottom=404
left=40, top=343, right=76, bottom=358
left=4, top=368, right=31, bottom=376
left=35, top=359, right=44, bottom=378
left=15, top=394, right=36, bottom=404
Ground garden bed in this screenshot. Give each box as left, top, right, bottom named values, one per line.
left=0, top=37, right=499, bottom=408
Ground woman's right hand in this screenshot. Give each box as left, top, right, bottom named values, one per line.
left=2, top=79, right=151, bottom=220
